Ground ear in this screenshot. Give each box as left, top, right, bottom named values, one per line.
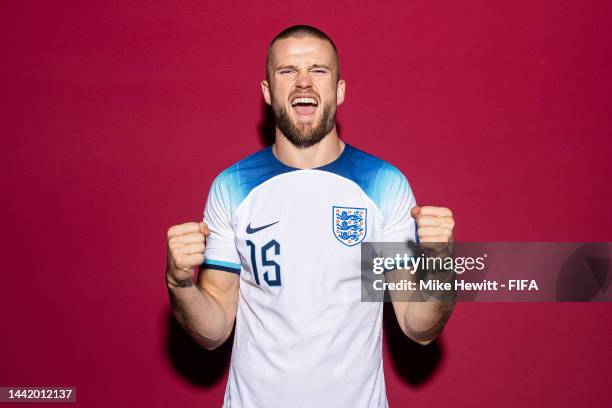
left=261, top=80, right=272, bottom=105
left=336, top=79, right=346, bottom=106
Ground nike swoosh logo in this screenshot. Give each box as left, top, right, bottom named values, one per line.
left=246, top=221, right=279, bottom=234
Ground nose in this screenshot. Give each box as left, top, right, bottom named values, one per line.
left=295, top=69, right=313, bottom=88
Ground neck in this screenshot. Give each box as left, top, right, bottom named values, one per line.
left=273, top=127, right=344, bottom=169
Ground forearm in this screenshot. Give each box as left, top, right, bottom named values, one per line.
left=387, top=265, right=455, bottom=345
left=166, top=276, right=233, bottom=350
left=403, top=298, right=455, bottom=345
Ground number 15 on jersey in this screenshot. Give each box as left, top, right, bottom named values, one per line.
left=245, top=239, right=282, bottom=287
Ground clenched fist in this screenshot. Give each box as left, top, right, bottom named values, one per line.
left=166, top=222, right=210, bottom=286
left=410, top=206, right=454, bottom=243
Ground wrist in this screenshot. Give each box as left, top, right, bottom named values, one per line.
left=166, top=271, right=195, bottom=289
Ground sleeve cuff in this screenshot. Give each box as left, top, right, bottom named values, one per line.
left=202, top=258, right=242, bottom=274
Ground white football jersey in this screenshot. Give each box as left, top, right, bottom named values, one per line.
left=202, top=143, right=417, bottom=408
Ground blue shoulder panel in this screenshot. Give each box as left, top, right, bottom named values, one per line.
left=213, top=144, right=407, bottom=218
left=214, top=146, right=296, bottom=214
left=318, top=145, right=407, bottom=217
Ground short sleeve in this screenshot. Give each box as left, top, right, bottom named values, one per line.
left=380, top=165, right=418, bottom=243
left=202, top=175, right=242, bottom=274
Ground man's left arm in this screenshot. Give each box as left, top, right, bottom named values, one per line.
left=390, top=206, right=456, bottom=346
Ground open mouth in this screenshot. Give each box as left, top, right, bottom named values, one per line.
left=291, top=97, right=318, bottom=116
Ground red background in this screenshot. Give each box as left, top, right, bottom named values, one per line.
left=2, top=1, right=611, bottom=407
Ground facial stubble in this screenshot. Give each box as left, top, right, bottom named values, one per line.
left=272, top=99, right=336, bottom=148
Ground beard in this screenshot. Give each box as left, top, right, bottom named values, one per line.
left=272, top=100, right=336, bottom=148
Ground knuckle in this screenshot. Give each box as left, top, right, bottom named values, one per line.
left=171, top=246, right=184, bottom=257
left=174, top=255, right=186, bottom=267
left=167, top=226, right=177, bottom=239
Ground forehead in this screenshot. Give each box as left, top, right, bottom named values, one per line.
left=269, top=36, right=336, bottom=67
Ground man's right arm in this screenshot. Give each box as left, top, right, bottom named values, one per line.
left=166, top=222, right=239, bottom=350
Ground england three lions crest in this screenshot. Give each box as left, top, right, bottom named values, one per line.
left=333, top=206, right=367, bottom=246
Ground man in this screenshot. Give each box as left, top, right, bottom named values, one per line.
left=166, top=25, right=455, bottom=408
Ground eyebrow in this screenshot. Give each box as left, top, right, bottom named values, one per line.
left=275, top=64, right=332, bottom=71
left=309, top=64, right=332, bottom=70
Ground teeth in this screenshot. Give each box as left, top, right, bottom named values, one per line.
left=291, top=97, right=318, bottom=106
